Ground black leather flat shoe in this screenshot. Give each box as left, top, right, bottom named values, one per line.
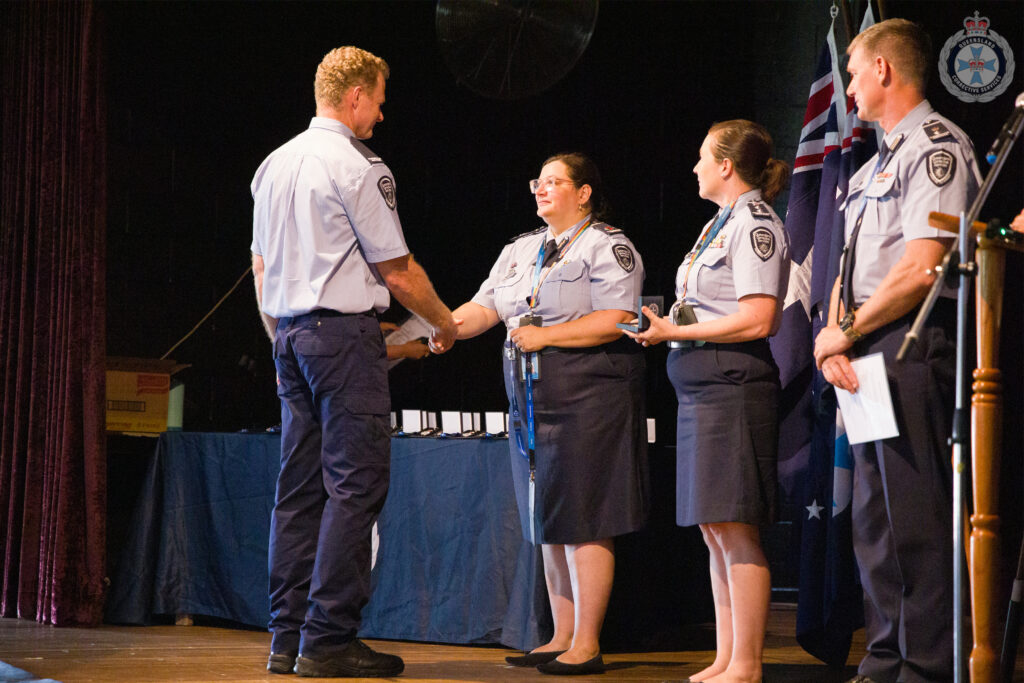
left=536, top=653, right=605, bottom=675
left=505, top=650, right=566, bottom=667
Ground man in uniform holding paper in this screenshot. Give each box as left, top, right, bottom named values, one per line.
left=813, top=18, right=979, bottom=683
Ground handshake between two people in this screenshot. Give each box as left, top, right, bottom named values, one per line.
left=426, top=316, right=458, bottom=355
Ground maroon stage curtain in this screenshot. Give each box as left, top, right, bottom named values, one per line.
left=0, top=0, right=107, bottom=626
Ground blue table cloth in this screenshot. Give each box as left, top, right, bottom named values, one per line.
left=105, top=432, right=545, bottom=650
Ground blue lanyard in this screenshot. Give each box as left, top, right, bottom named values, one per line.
left=524, top=357, right=536, bottom=453
left=681, top=200, right=735, bottom=300
left=529, top=219, right=591, bottom=309
left=509, top=360, right=535, bottom=460
left=514, top=219, right=591, bottom=463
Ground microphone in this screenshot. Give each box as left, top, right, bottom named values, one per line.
left=986, top=92, right=1024, bottom=165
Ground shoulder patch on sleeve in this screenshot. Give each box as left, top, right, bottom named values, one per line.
left=922, top=119, right=954, bottom=143
left=591, top=222, right=623, bottom=235
left=508, top=226, right=546, bottom=243
left=747, top=200, right=773, bottom=220
left=749, top=227, right=775, bottom=262
left=926, top=149, right=956, bottom=187
left=377, top=176, right=397, bottom=210
left=612, top=244, right=636, bottom=272
left=349, top=137, right=385, bottom=164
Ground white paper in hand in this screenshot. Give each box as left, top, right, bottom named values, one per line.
left=834, top=352, right=899, bottom=445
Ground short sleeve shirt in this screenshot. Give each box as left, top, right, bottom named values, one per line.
left=251, top=117, right=408, bottom=317
left=675, top=189, right=790, bottom=321
left=839, top=100, right=980, bottom=305
left=471, top=216, right=644, bottom=333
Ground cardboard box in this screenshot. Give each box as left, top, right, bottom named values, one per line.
left=106, top=357, right=189, bottom=434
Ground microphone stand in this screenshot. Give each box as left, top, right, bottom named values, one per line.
left=896, top=106, right=1024, bottom=683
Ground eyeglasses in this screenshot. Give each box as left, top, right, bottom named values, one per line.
left=529, top=177, right=574, bottom=194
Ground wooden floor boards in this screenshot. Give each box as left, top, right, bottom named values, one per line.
left=0, top=605, right=1020, bottom=682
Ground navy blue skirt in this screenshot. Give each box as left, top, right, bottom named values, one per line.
left=503, top=340, right=650, bottom=544
left=668, top=340, right=779, bottom=527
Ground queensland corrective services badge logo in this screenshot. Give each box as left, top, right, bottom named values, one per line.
left=939, top=11, right=1015, bottom=103
left=377, top=176, right=397, bottom=210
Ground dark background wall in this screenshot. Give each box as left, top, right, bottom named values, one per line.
left=103, top=0, right=1023, bottom=440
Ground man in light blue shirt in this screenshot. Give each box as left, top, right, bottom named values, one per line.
left=251, top=45, right=456, bottom=678
left=814, top=19, right=980, bottom=683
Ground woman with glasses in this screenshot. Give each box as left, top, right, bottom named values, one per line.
left=451, top=152, right=649, bottom=676
left=625, top=120, right=789, bottom=683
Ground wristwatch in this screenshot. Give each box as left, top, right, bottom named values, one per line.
left=839, top=309, right=864, bottom=342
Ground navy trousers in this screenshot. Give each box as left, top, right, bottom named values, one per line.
left=850, top=303, right=956, bottom=683
left=268, top=310, right=391, bottom=657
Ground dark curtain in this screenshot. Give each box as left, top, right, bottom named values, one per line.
left=0, top=0, right=107, bottom=626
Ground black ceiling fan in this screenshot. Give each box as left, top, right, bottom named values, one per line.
left=435, top=0, right=599, bottom=100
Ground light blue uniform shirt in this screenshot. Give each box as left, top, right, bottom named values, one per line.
left=839, top=100, right=980, bottom=306
left=675, top=189, right=790, bottom=322
left=251, top=117, right=408, bottom=317
left=472, top=216, right=643, bottom=334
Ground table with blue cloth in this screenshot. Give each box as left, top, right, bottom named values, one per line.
left=105, top=432, right=546, bottom=650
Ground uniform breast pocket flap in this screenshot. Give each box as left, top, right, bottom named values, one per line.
left=699, top=246, right=728, bottom=268
left=696, top=247, right=729, bottom=298
left=548, top=260, right=585, bottom=283
left=865, top=165, right=899, bottom=201
left=494, top=268, right=528, bottom=291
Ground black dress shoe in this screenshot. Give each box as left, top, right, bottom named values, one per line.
left=505, top=650, right=566, bottom=667
left=267, top=651, right=296, bottom=674
left=295, top=639, right=404, bottom=678
left=536, top=653, right=605, bottom=675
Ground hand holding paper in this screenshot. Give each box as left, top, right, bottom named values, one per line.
left=834, top=353, right=899, bottom=445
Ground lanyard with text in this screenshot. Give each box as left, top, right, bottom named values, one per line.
left=508, top=352, right=538, bottom=543
left=680, top=200, right=736, bottom=300
left=528, top=219, right=592, bottom=309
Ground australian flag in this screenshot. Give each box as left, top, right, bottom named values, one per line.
left=771, top=11, right=878, bottom=666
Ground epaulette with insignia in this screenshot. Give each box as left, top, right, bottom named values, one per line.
left=923, top=120, right=954, bottom=143
left=590, top=222, right=623, bottom=236
left=508, top=226, right=546, bottom=243
left=747, top=200, right=773, bottom=220
left=349, top=137, right=385, bottom=164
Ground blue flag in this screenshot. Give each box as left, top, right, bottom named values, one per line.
left=771, top=13, right=878, bottom=666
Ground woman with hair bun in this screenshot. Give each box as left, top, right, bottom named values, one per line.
left=626, top=120, right=790, bottom=683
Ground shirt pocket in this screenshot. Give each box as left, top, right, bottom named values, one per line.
left=492, top=268, right=529, bottom=319
left=543, top=260, right=587, bottom=312
left=861, top=162, right=901, bottom=235
left=695, top=247, right=729, bottom=301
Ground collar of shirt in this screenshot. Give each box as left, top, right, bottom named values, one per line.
left=544, top=213, right=592, bottom=244
left=733, top=187, right=764, bottom=213
left=848, top=100, right=934, bottom=190
left=882, top=99, right=934, bottom=149
left=308, top=116, right=355, bottom=138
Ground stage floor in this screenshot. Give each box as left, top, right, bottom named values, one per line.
left=0, top=604, right=872, bottom=683
left=4, top=606, right=1023, bottom=682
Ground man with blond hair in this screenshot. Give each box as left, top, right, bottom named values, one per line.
left=813, top=18, right=980, bottom=683
left=251, top=45, right=457, bottom=678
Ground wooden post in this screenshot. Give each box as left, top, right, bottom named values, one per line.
left=970, top=235, right=1011, bottom=683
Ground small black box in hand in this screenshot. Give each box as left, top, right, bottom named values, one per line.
left=616, top=296, right=664, bottom=333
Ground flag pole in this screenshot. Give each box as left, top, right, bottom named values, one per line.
left=836, top=1, right=853, bottom=46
